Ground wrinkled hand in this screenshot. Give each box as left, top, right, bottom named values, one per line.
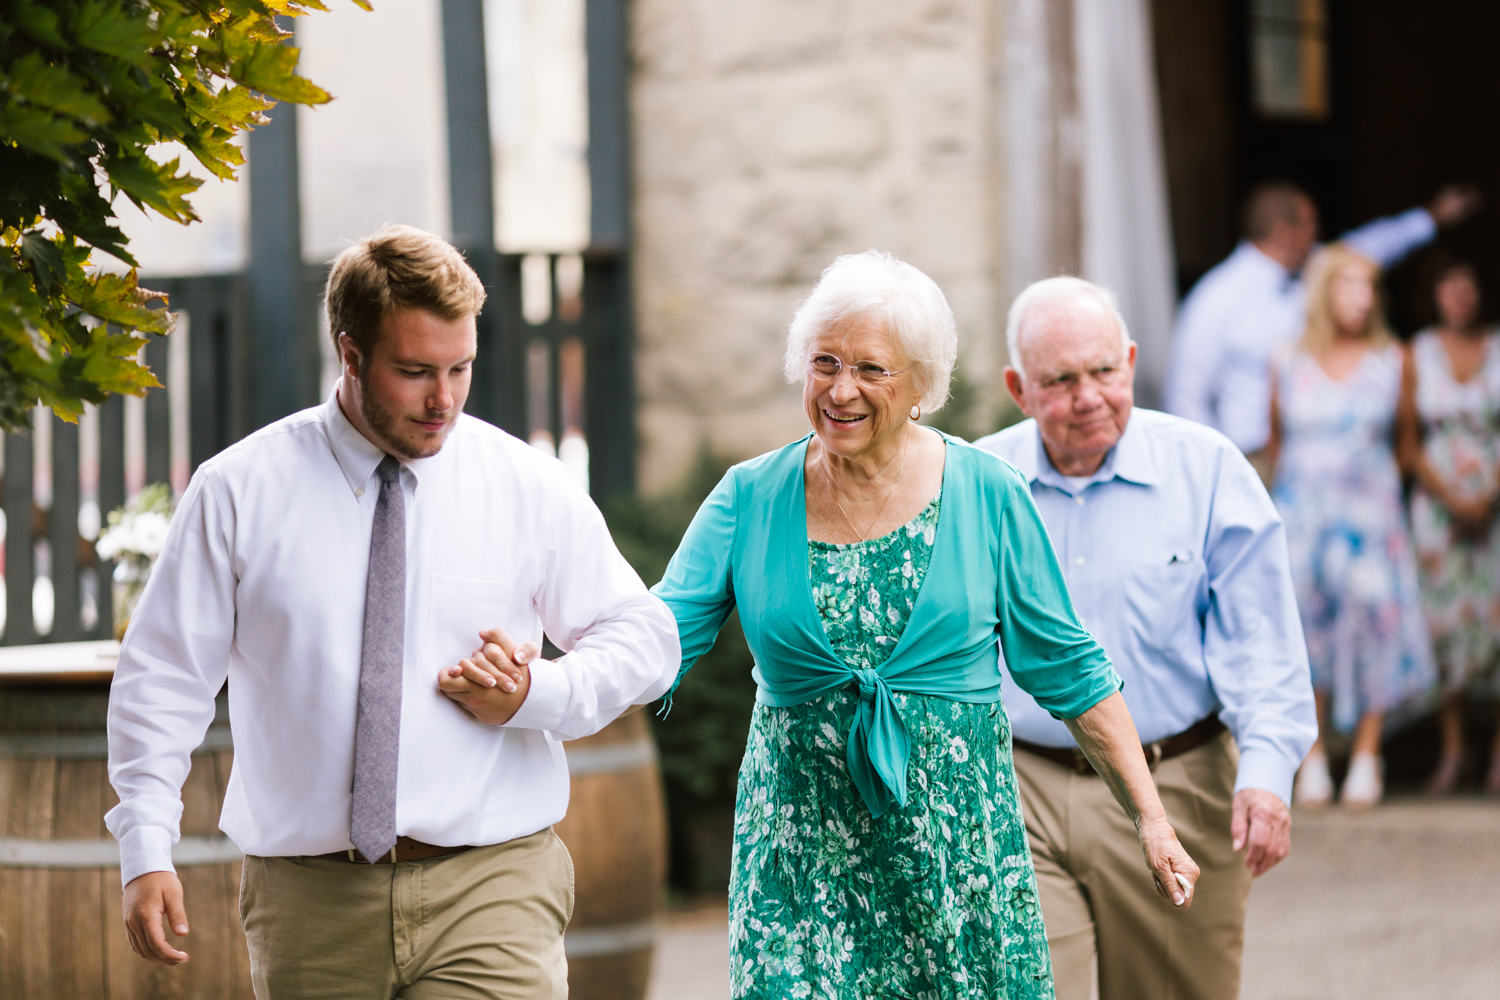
left=1138, top=815, right=1201, bottom=908
left=437, top=626, right=537, bottom=725
left=1232, top=788, right=1292, bottom=876
left=122, top=870, right=190, bottom=966
left=1429, top=184, right=1483, bottom=227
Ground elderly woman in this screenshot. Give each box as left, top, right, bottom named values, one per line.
left=653, top=251, right=1198, bottom=999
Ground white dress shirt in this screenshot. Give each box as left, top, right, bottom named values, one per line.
left=106, top=387, right=680, bottom=886
left=1165, top=208, right=1437, bottom=453
left=974, top=410, right=1316, bottom=804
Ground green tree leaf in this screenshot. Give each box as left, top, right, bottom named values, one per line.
left=104, top=151, right=203, bottom=223
left=0, top=0, right=364, bottom=431
left=0, top=104, right=88, bottom=161
left=5, top=53, right=113, bottom=126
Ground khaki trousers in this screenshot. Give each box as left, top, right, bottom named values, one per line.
left=1015, top=731, right=1253, bottom=1000
left=240, top=828, right=574, bottom=1000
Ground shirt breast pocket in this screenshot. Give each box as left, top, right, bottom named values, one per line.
left=426, top=574, right=534, bottom=670
left=1123, top=558, right=1204, bottom=654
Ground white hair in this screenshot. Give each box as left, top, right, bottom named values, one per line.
left=1006, top=276, right=1131, bottom=379
left=783, top=250, right=958, bottom=413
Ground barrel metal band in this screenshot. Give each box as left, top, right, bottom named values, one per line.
left=0, top=835, right=244, bottom=868
left=563, top=919, right=656, bottom=958
left=563, top=739, right=656, bottom=777
left=0, top=726, right=233, bottom=760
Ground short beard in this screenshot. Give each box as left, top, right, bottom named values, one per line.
left=356, top=365, right=446, bottom=460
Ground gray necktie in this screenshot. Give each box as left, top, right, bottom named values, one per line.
left=350, top=454, right=405, bottom=863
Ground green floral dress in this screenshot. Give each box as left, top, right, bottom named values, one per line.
left=728, top=493, right=1054, bottom=1000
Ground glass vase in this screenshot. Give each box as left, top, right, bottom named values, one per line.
left=112, top=558, right=151, bottom=641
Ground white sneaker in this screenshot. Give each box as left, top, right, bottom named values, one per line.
left=1340, top=753, right=1384, bottom=807
left=1294, top=752, right=1333, bottom=806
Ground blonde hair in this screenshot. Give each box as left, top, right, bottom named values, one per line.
left=325, top=225, right=487, bottom=357
left=1298, top=243, right=1392, bottom=357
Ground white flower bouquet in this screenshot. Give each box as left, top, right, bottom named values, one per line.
left=95, top=483, right=173, bottom=638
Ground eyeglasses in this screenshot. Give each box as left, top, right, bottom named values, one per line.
left=807, top=353, right=913, bottom=386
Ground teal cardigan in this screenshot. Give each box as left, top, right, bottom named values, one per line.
left=651, top=433, right=1122, bottom=817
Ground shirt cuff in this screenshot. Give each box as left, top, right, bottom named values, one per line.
left=505, top=656, right=573, bottom=732
left=118, top=824, right=178, bottom=889
left=1233, top=747, right=1297, bottom=807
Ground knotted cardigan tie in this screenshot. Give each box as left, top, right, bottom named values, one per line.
left=653, top=434, right=1121, bottom=819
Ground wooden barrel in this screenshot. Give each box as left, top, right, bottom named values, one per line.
left=556, top=710, right=667, bottom=1000
left=0, top=672, right=251, bottom=999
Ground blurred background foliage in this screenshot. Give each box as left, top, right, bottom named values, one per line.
left=0, top=0, right=359, bottom=430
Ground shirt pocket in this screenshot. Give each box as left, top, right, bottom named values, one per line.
left=426, top=574, right=533, bottom=670
left=1123, top=557, right=1204, bottom=655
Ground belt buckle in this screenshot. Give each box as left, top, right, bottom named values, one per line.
left=346, top=846, right=399, bottom=863
left=1072, top=750, right=1091, bottom=775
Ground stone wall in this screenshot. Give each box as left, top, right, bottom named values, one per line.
left=629, top=0, right=1012, bottom=494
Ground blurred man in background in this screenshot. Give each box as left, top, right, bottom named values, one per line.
left=1166, top=182, right=1481, bottom=479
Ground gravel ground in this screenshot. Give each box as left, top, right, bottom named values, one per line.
left=645, top=797, right=1500, bottom=1000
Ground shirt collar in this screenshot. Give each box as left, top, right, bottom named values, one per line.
left=1019, top=411, right=1160, bottom=495
left=322, top=381, right=442, bottom=495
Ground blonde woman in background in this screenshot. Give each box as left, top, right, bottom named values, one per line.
left=1400, top=261, right=1500, bottom=794
left=1269, top=244, right=1434, bottom=807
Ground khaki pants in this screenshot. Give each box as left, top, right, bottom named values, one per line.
left=1015, top=731, right=1254, bottom=1000
left=240, top=828, right=574, bottom=1000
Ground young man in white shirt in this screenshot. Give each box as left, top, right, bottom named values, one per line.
left=107, top=225, right=680, bottom=996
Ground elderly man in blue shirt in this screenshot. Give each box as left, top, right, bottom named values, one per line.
left=976, top=276, right=1316, bottom=1000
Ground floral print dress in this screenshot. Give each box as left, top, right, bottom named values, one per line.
left=1272, top=345, right=1435, bottom=730
left=1410, top=330, right=1500, bottom=696
left=728, top=492, right=1055, bottom=1000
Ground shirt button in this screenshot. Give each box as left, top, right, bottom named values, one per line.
left=1074, top=495, right=1086, bottom=506
left=1074, top=556, right=1086, bottom=567
left=355, top=487, right=365, bottom=498
left=1080, top=617, right=1088, bottom=628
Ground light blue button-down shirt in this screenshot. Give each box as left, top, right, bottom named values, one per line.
left=974, top=409, right=1317, bottom=804
left=1165, top=207, right=1436, bottom=453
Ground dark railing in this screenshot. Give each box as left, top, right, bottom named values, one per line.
left=0, top=253, right=632, bottom=645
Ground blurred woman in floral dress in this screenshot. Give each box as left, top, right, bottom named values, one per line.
left=1271, top=245, right=1434, bottom=807
left=1401, top=261, right=1500, bottom=794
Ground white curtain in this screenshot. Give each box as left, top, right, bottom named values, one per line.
left=1074, top=0, right=1177, bottom=403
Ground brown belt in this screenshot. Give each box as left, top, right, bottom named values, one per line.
left=1013, top=714, right=1227, bottom=777
left=316, top=836, right=475, bottom=864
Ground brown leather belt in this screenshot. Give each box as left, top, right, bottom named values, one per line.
left=1013, top=714, right=1227, bottom=776
left=316, top=836, right=475, bottom=864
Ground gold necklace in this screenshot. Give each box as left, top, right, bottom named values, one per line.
left=823, top=432, right=910, bottom=542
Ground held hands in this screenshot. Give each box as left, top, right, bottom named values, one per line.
left=1231, top=787, right=1292, bottom=876
left=122, top=870, right=190, bottom=966
left=1137, top=813, right=1201, bottom=908
left=437, top=627, right=537, bottom=725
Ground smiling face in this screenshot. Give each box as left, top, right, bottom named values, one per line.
left=802, top=316, right=924, bottom=462
left=1004, top=298, right=1135, bottom=477
left=1328, top=259, right=1378, bottom=338
left=340, top=307, right=477, bottom=459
